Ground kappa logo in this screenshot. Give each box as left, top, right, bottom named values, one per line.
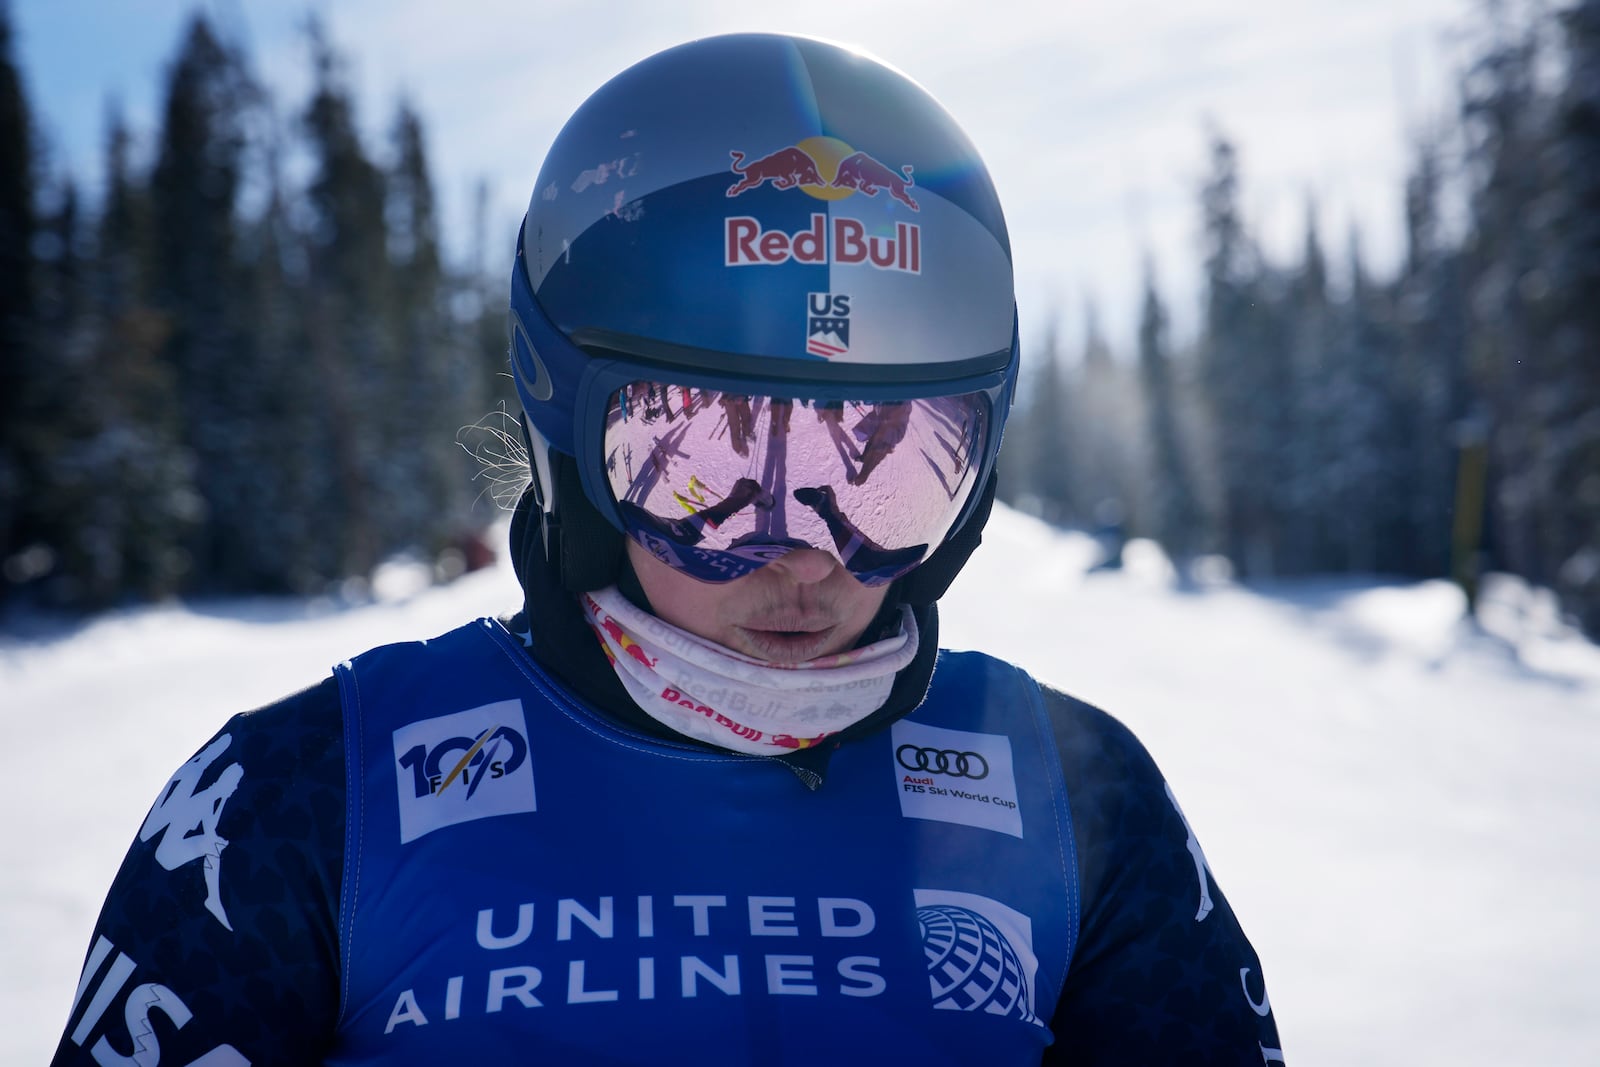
left=914, top=889, right=1041, bottom=1025
left=393, top=701, right=537, bottom=843
left=140, top=734, right=243, bottom=930
left=1165, top=781, right=1214, bottom=922
left=891, top=721, right=1022, bottom=838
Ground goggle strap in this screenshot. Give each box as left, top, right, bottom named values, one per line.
left=898, top=468, right=998, bottom=607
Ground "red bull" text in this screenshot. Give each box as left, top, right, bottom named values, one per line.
left=725, top=213, right=921, bottom=274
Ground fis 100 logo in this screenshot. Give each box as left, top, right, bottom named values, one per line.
left=398, top=724, right=527, bottom=799
left=392, top=701, right=537, bottom=843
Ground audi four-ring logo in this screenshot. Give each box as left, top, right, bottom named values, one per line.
left=896, top=744, right=990, bottom=779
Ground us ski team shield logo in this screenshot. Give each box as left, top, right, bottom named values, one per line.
left=807, top=292, right=851, bottom=357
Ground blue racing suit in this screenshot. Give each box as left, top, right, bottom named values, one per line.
left=51, top=607, right=1283, bottom=1065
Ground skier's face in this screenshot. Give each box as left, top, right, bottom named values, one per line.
left=625, top=538, right=889, bottom=664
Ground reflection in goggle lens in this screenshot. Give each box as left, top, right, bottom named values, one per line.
left=602, top=383, right=989, bottom=585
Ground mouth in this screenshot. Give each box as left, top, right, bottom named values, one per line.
left=733, top=621, right=840, bottom=663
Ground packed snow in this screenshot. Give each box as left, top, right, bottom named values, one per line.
left=3, top=504, right=1597, bottom=1065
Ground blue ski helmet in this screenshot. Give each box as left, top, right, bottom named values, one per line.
left=509, top=33, right=1018, bottom=592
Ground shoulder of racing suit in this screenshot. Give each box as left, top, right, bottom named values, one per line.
left=52, top=676, right=346, bottom=1066
left=52, top=625, right=1282, bottom=1065
left=1038, top=685, right=1284, bottom=1064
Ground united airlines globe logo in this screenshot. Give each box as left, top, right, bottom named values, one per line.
left=918, top=904, right=1036, bottom=1022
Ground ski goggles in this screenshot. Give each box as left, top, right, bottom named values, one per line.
left=601, top=381, right=994, bottom=585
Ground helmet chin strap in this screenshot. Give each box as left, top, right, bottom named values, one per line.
left=549, top=454, right=626, bottom=594
left=518, top=416, right=626, bottom=594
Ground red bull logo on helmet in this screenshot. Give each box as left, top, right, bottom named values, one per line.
left=723, top=136, right=922, bottom=274
left=727, top=136, right=919, bottom=210
left=725, top=214, right=920, bottom=274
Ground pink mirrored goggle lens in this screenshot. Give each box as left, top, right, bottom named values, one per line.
left=602, top=383, right=990, bottom=585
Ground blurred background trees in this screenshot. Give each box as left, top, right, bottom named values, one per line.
left=0, top=8, right=513, bottom=610
left=0, top=1, right=1596, bottom=640
left=1000, top=0, right=1600, bottom=637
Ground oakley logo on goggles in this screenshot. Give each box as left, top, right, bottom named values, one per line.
left=603, top=382, right=990, bottom=585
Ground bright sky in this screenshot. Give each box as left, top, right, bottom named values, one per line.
left=13, top=0, right=1475, bottom=345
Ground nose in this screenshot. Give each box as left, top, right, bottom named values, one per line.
left=765, top=547, right=841, bottom=585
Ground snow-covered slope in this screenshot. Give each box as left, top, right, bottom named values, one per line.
left=4, top=504, right=1597, bottom=1065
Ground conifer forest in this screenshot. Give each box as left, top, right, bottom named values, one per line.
left=2, top=3, right=1598, bottom=639
left=999, top=1, right=1600, bottom=638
